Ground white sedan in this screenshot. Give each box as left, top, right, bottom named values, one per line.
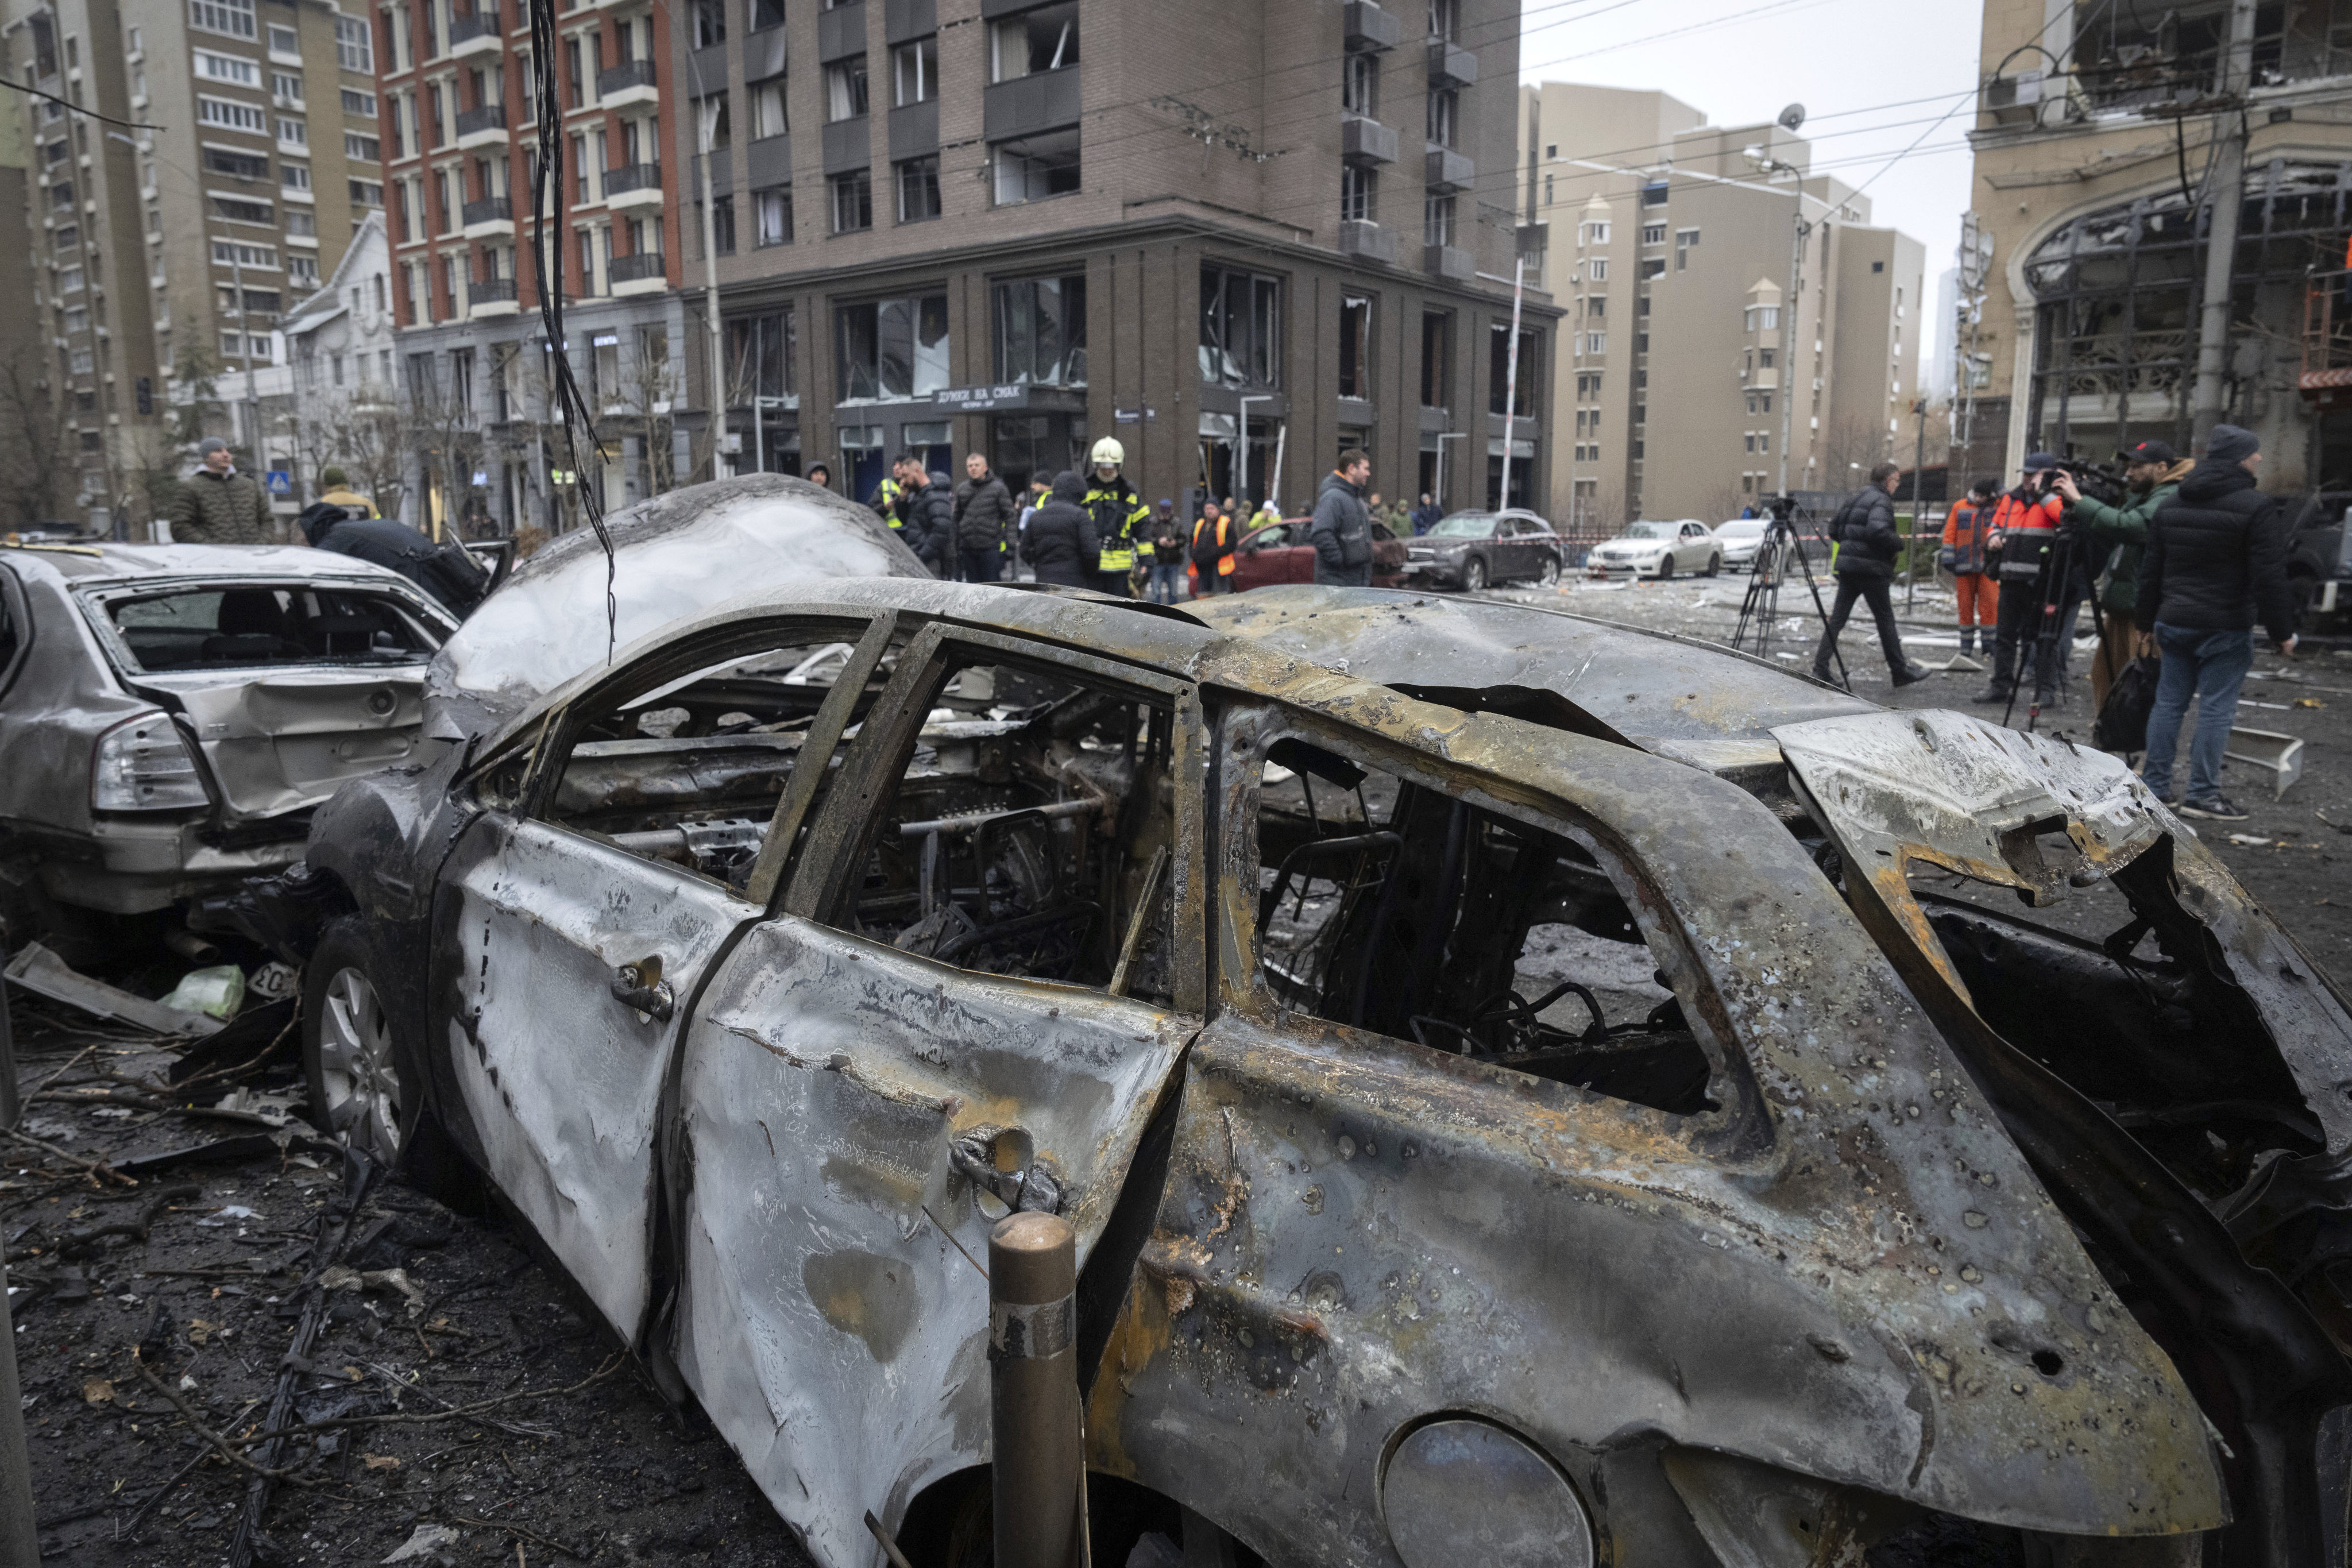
left=1712, top=519, right=1768, bottom=570
left=1585, top=519, right=1723, bottom=579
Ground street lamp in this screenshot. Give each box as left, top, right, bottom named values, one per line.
left=111, top=132, right=265, bottom=468
left=1738, top=143, right=1840, bottom=504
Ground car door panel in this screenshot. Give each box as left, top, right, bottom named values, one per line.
left=671, top=914, right=1199, bottom=1561
left=433, top=813, right=758, bottom=1342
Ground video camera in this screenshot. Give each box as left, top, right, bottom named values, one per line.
left=2033, top=456, right=2128, bottom=509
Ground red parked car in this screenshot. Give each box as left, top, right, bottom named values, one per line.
left=1212, top=516, right=1409, bottom=592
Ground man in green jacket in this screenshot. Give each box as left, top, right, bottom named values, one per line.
left=168, top=438, right=273, bottom=544
left=2054, top=438, right=2192, bottom=709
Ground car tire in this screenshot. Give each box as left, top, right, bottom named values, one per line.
left=303, top=914, right=423, bottom=1168
left=1655, top=556, right=1673, bottom=581
left=1704, top=554, right=1721, bottom=577
left=1538, top=554, right=1561, bottom=587
left=1462, top=557, right=1488, bottom=592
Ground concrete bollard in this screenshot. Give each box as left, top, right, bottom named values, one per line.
left=990, top=1211, right=1087, bottom=1568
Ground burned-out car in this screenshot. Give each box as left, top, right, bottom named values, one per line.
left=245, top=479, right=2352, bottom=1565
left=0, top=540, right=458, bottom=941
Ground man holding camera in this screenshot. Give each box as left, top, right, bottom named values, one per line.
left=2134, top=424, right=2296, bottom=820
left=1811, top=461, right=1928, bottom=688
left=1972, top=453, right=2076, bottom=708
left=2052, top=438, right=2192, bottom=708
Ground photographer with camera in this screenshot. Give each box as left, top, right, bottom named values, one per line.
left=1971, top=453, right=2076, bottom=708
left=1811, top=461, right=1929, bottom=689
left=2134, top=423, right=2297, bottom=821
left=2051, top=438, right=2191, bottom=708
left=1939, top=479, right=1999, bottom=659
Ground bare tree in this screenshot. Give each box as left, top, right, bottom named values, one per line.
left=1821, top=413, right=1894, bottom=486
left=0, top=348, right=71, bottom=530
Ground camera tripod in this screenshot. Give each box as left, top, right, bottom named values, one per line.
left=1999, top=525, right=2106, bottom=734
left=1731, top=501, right=1848, bottom=690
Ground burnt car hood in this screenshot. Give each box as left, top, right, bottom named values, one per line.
left=427, top=475, right=929, bottom=737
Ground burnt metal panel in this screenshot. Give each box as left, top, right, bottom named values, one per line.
left=816, top=0, right=865, bottom=62
left=982, top=68, right=1080, bottom=142
left=821, top=116, right=869, bottom=175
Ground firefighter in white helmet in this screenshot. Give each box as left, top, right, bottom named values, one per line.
left=1083, top=437, right=1150, bottom=597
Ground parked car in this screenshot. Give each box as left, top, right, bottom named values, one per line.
left=1400, top=508, right=1563, bottom=590
left=2277, top=489, right=2350, bottom=632
left=1223, top=515, right=1408, bottom=592
left=0, top=540, right=458, bottom=944
left=1711, top=517, right=1768, bottom=570
left=227, top=477, right=2350, bottom=1563
left=1586, top=518, right=1723, bottom=578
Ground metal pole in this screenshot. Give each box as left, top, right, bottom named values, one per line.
left=1776, top=208, right=1806, bottom=497
left=686, top=47, right=728, bottom=481
left=990, top=1212, right=1086, bottom=1568
left=1500, top=256, right=1525, bottom=508
left=1908, top=398, right=1928, bottom=608
left=0, top=1257, right=33, bottom=1568
left=2190, top=0, right=2258, bottom=446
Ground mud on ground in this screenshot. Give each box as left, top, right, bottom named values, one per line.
left=2, top=998, right=816, bottom=1567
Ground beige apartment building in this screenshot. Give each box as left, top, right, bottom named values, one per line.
left=1517, top=83, right=1924, bottom=531
left=1961, top=0, right=2352, bottom=491
left=1, top=0, right=386, bottom=531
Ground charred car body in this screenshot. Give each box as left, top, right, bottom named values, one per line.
left=236, top=477, right=2352, bottom=1565
left=0, top=542, right=457, bottom=946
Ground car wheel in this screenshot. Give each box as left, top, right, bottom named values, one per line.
left=1704, top=554, right=1721, bottom=577
left=303, top=915, right=414, bottom=1164
left=1655, top=556, right=1673, bottom=581
left=1538, top=554, right=1561, bottom=587
left=1462, top=556, right=1488, bottom=592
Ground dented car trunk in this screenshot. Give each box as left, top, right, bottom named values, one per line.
left=254, top=555, right=2352, bottom=1566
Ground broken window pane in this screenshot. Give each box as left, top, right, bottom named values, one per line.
left=823, top=655, right=1180, bottom=1005
left=100, top=586, right=445, bottom=672
left=1253, top=737, right=1712, bottom=1114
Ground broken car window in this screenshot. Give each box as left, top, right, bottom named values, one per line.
left=1255, top=739, right=1712, bottom=1114
left=823, top=657, right=1181, bottom=1005
left=541, top=632, right=894, bottom=892
left=101, top=587, right=444, bottom=672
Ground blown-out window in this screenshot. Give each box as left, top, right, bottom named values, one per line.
left=991, top=274, right=1086, bottom=387
left=1199, top=265, right=1281, bottom=390
left=835, top=293, right=948, bottom=403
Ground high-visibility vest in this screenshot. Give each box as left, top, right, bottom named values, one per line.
left=1990, top=488, right=2063, bottom=577
left=1192, top=513, right=1236, bottom=575
left=874, top=477, right=905, bottom=527
left=1086, top=480, right=1151, bottom=571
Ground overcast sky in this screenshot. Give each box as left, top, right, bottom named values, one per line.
left=1513, top=0, right=1984, bottom=277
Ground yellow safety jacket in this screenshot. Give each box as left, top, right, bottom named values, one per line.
left=1085, top=478, right=1152, bottom=571
left=872, top=477, right=905, bottom=527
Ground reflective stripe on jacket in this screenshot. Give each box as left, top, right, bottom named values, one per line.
left=1086, top=480, right=1152, bottom=571
left=1192, top=512, right=1237, bottom=575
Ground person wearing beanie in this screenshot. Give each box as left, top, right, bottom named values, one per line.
left=167, top=437, right=273, bottom=544
left=2051, top=437, right=2191, bottom=709
left=316, top=465, right=379, bottom=520
left=2134, top=423, right=2297, bottom=820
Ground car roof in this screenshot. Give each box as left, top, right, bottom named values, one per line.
left=2, top=540, right=418, bottom=588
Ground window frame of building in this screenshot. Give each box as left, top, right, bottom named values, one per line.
left=1424, top=192, right=1455, bottom=247
left=194, top=48, right=259, bottom=87
left=992, top=128, right=1079, bottom=206
left=692, top=0, right=728, bottom=48
left=1200, top=264, right=1281, bottom=391
left=1342, top=51, right=1376, bottom=117
left=990, top=1, right=1077, bottom=82
left=750, top=75, right=786, bottom=138
left=1339, top=163, right=1374, bottom=224
left=1420, top=310, right=1450, bottom=408
left=1427, top=86, right=1457, bottom=148
left=827, top=56, right=869, bottom=122
left=1675, top=228, right=1700, bottom=269
left=1338, top=293, right=1373, bottom=401
left=335, top=14, right=373, bottom=72
left=1490, top=323, right=1540, bottom=416
left=1428, top=0, right=1459, bottom=41
left=754, top=184, right=790, bottom=245
left=277, top=114, right=307, bottom=148
left=828, top=169, right=871, bottom=233
left=750, top=0, right=785, bottom=30
left=708, top=194, right=736, bottom=253
left=343, top=87, right=377, bottom=118
left=198, top=95, right=268, bottom=133
left=991, top=273, right=1085, bottom=387
left=191, top=0, right=257, bottom=42
left=893, top=36, right=936, bottom=106
left=895, top=156, right=940, bottom=223
left=835, top=292, right=949, bottom=403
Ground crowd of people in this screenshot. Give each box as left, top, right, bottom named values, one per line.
left=1813, top=423, right=2299, bottom=824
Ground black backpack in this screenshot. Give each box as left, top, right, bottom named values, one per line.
left=2094, top=654, right=2162, bottom=755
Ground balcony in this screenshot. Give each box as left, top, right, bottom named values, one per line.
left=1426, top=37, right=1477, bottom=87
left=603, top=161, right=663, bottom=208
left=455, top=103, right=508, bottom=150
left=983, top=68, right=1080, bottom=143
left=610, top=251, right=666, bottom=296
left=450, top=7, right=504, bottom=57
left=598, top=57, right=658, bottom=108
left=1341, top=114, right=1397, bottom=166
left=462, top=195, right=513, bottom=237
left=1343, top=1, right=1400, bottom=52
left=1424, top=144, right=1472, bottom=192
left=1339, top=219, right=1396, bottom=267
left=469, top=276, right=518, bottom=316
left=1423, top=244, right=1471, bottom=281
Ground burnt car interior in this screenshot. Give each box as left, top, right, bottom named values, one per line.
left=102, top=586, right=446, bottom=671
left=818, top=655, right=1181, bottom=1006
left=1253, top=741, right=1713, bottom=1115
left=545, top=638, right=887, bottom=891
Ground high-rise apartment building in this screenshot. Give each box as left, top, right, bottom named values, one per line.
left=1963, top=1, right=2352, bottom=489
left=1517, top=83, right=1922, bottom=530
left=385, top=0, right=1556, bottom=534
left=3, top=0, right=388, bottom=529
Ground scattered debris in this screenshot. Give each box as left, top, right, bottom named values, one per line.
left=159, top=965, right=247, bottom=1022
left=2228, top=833, right=2275, bottom=847
left=382, top=1522, right=462, bottom=1563
left=2223, top=727, right=2305, bottom=798
left=3, top=942, right=220, bottom=1036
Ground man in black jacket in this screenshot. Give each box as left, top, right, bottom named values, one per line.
left=1811, top=462, right=1926, bottom=688
left=1018, top=470, right=1099, bottom=588
left=2135, top=424, right=2298, bottom=821
left=1309, top=449, right=1374, bottom=588
left=952, top=453, right=1014, bottom=583
left=892, top=453, right=956, bottom=577
left=299, top=500, right=488, bottom=616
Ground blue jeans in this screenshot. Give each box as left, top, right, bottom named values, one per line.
left=2141, top=624, right=2253, bottom=802
left=1149, top=561, right=1186, bottom=604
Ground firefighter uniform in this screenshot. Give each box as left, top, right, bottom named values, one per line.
left=1086, top=477, right=1151, bottom=598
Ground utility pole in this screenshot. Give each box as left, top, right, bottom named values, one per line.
left=1907, top=397, right=1928, bottom=608
left=685, top=49, right=729, bottom=481
left=2190, top=0, right=2259, bottom=445
left=1500, top=256, right=1526, bottom=509
left=1776, top=211, right=1808, bottom=497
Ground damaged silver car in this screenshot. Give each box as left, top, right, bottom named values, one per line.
left=238, top=480, right=2352, bottom=1566
left=0, top=540, right=458, bottom=943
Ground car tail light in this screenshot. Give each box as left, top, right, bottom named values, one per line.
left=91, top=713, right=209, bottom=812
